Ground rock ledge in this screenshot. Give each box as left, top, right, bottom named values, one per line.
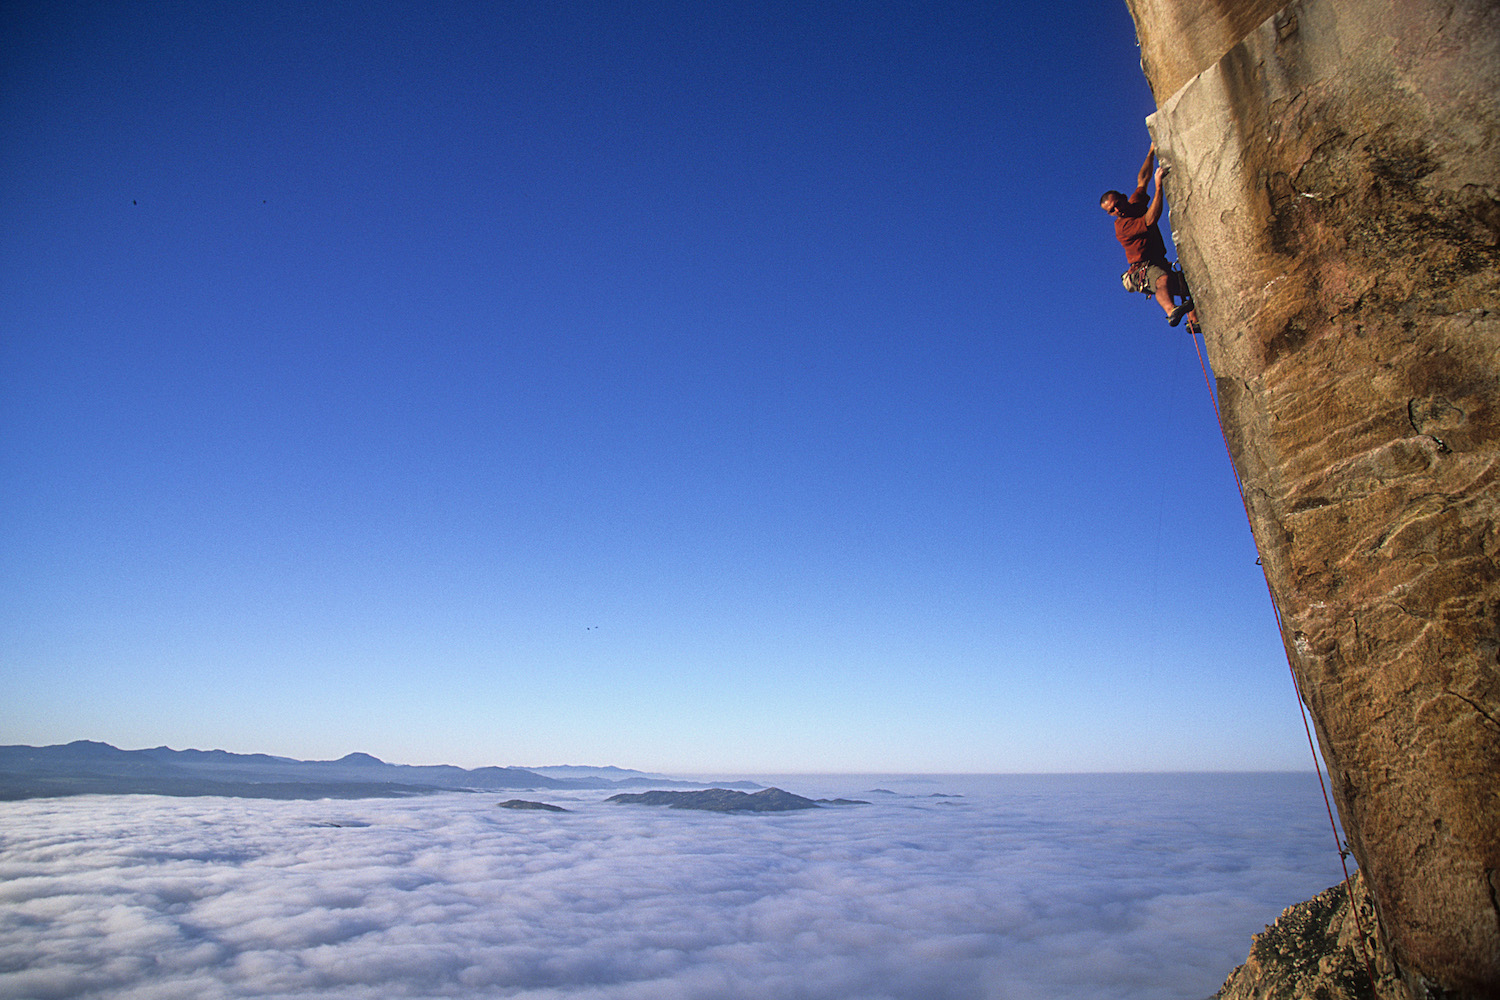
left=1215, top=871, right=1405, bottom=1000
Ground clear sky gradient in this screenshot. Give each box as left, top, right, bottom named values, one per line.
left=2, top=1, right=1309, bottom=773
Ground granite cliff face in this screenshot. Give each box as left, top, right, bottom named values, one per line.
left=1123, top=0, right=1500, bottom=997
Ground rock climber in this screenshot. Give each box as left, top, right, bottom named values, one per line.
left=1101, top=143, right=1197, bottom=328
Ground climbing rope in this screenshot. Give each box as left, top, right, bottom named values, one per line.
left=1186, top=326, right=1384, bottom=998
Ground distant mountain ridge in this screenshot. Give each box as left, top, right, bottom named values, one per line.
left=0, top=741, right=759, bottom=801
left=524, top=764, right=669, bottom=781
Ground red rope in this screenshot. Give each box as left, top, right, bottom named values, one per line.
left=1187, top=326, right=1382, bottom=996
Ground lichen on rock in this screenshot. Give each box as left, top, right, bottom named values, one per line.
left=1213, top=871, right=1405, bottom=1000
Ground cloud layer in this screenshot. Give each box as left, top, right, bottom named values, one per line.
left=0, top=773, right=1347, bottom=1000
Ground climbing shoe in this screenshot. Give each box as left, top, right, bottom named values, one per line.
left=1167, top=301, right=1194, bottom=327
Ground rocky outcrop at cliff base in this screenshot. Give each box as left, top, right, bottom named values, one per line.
left=1214, top=871, right=1406, bottom=1000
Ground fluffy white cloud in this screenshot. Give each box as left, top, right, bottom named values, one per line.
left=0, top=774, right=1346, bottom=1000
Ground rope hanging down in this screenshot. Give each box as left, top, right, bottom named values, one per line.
left=1186, top=327, right=1383, bottom=997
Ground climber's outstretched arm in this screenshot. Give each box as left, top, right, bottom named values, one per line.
left=1135, top=144, right=1156, bottom=195
left=1143, top=164, right=1167, bottom=226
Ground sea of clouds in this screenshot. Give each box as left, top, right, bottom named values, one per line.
left=0, top=772, right=1348, bottom=1000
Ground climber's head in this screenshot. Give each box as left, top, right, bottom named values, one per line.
left=1100, top=190, right=1128, bottom=216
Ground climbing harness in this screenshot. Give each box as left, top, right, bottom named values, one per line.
left=1122, top=261, right=1156, bottom=294
left=1121, top=259, right=1192, bottom=297
left=1186, top=326, right=1385, bottom=998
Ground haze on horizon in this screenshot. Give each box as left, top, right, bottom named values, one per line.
left=2, top=0, right=1309, bottom=775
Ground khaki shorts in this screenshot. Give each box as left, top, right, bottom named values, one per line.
left=1122, top=261, right=1171, bottom=294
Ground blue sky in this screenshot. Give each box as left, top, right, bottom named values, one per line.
left=2, top=1, right=1308, bottom=773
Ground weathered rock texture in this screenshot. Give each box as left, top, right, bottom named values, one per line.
left=1215, top=871, right=1406, bottom=1000
left=1129, top=0, right=1287, bottom=102
left=1127, top=0, right=1500, bottom=997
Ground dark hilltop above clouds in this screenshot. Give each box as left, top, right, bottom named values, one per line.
left=607, top=788, right=870, bottom=812
left=0, top=741, right=761, bottom=801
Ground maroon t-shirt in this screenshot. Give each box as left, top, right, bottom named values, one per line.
left=1114, top=188, right=1169, bottom=265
